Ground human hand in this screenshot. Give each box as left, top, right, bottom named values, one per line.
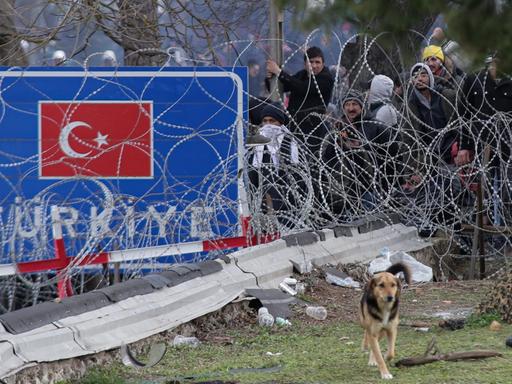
left=454, top=149, right=473, bottom=166
left=266, top=59, right=281, bottom=77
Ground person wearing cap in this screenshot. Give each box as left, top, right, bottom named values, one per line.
left=422, top=44, right=464, bottom=90
left=246, top=103, right=301, bottom=223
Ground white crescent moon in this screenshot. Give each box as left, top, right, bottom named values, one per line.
left=59, top=121, right=92, bottom=158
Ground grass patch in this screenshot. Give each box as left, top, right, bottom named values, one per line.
left=66, top=319, right=512, bottom=384
left=466, top=311, right=503, bottom=328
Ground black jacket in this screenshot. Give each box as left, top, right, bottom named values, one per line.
left=405, top=86, right=457, bottom=168
left=460, top=70, right=512, bottom=153
left=278, top=66, right=334, bottom=119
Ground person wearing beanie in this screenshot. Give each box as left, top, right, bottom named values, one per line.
left=320, top=90, right=388, bottom=215
left=422, top=44, right=463, bottom=90
left=246, top=102, right=300, bottom=220
left=260, top=103, right=287, bottom=126
left=341, top=91, right=364, bottom=124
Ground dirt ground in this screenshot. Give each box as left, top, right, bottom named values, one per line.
left=192, top=266, right=495, bottom=341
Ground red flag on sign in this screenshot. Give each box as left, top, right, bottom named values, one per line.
left=39, top=102, right=153, bottom=178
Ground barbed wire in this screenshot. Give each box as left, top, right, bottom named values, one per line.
left=0, top=27, right=511, bottom=312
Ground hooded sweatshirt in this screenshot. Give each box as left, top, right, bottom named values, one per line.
left=367, top=74, right=398, bottom=127
left=408, top=63, right=448, bottom=138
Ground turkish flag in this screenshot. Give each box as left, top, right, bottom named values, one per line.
left=39, top=102, right=153, bottom=178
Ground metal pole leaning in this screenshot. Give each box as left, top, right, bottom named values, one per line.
left=269, top=0, right=284, bottom=101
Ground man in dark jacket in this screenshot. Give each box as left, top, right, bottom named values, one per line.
left=404, top=62, right=457, bottom=182
left=404, top=62, right=460, bottom=235
left=458, top=55, right=512, bottom=165
left=459, top=55, right=512, bottom=227
left=266, top=46, right=334, bottom=156
left=321, top=92, right=388, bottom=217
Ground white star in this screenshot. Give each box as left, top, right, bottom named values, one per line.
left=94, top=131, right=109, bottom=148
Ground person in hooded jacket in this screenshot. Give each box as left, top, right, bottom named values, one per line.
left=403, top=62, right=461, bottom=235
left=404, top=62, right=458, bottom=183
left=366, top=74, right=403, bottom=191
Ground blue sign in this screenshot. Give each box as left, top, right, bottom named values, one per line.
left=0, top=67, right=248, bottom=265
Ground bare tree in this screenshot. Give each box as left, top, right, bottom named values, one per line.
left=0, top=0, right=28, bottom=66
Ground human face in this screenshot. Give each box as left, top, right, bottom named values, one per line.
left=262, top=116, right=281, bottom=126
left=412, top=71, right=429, bottom=90
left=249, top=64, right=260, bottom=77
left=305, top=56, right=324, bottom=76
left=343, top=100, right=362, bottom=122
left=424, top=56, right=442, bottom=74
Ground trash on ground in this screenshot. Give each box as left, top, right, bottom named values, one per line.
left=438, top=318, right=466, bottom=330
left=305, top=305, right=327, bottom=320
left=368, top=249, right=433, bottom=282
left=295, top=282, right=306, bottom=294
left=258, top=307, right=275, bottom=327
left=505, top=336, right=512, bottom=348
left=414, top=327, right=430, bottom=332
left=325, top=272, right=360, bottom=288
left=322, top=266, right=361, bottom=288
left=283, top=277, right=297, bottom=286
left=278, top=281, right=297, bottom=296
left=172, top=335, right=201, bottom=347
left=265, top=351, right=283, bottom=356
left=275, top=317, right=291, bottom=326
left=120, top=342, right=167, bottom=368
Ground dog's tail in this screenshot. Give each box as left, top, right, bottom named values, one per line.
left=386, top=262, right=412, bottom=285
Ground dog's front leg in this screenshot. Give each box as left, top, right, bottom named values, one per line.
left=368, top=333, right=393, bottom=379
left=385, top=327, right=397, bottom=361
left=361, top=330, right=369, bottom=352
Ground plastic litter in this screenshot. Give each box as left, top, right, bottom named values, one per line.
left=172, top=335, right=201, bottom=347
left=305, top=306, right=327, bottom=321
left=295, top=282, right=306, bottom=294
left=325, top=272, right=360, bottom=288
left=283, top=277, right=297, bottom=286
left=275, top=317, right=291, bottom=326
left=120, top=342, right=166, bottom=368
left=368, top=248, right=433, bottom=282
left=258, top=307, right=275, bottom=327
left=279, top=282, right=297, bottom=296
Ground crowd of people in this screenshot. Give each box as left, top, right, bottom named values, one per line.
left=245, top=41, right=512, bottom=237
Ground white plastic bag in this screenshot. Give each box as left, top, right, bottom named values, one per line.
left=368, top=248, right=433, bottom=283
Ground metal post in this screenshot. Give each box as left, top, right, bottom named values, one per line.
left=269, top=0, right=284, bottom=101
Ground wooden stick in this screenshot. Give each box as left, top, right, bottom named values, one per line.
left=396, top=350, right=502, bottom=367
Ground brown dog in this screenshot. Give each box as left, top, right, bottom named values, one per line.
left=360, top=262, right=411, bottom=379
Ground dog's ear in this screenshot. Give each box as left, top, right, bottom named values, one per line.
left=366, top=276, right=377, bottom=292
left=395, top=277, right=402, bottom=296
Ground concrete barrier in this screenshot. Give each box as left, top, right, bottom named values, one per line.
left=0, top=222, right=429, bottom=380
